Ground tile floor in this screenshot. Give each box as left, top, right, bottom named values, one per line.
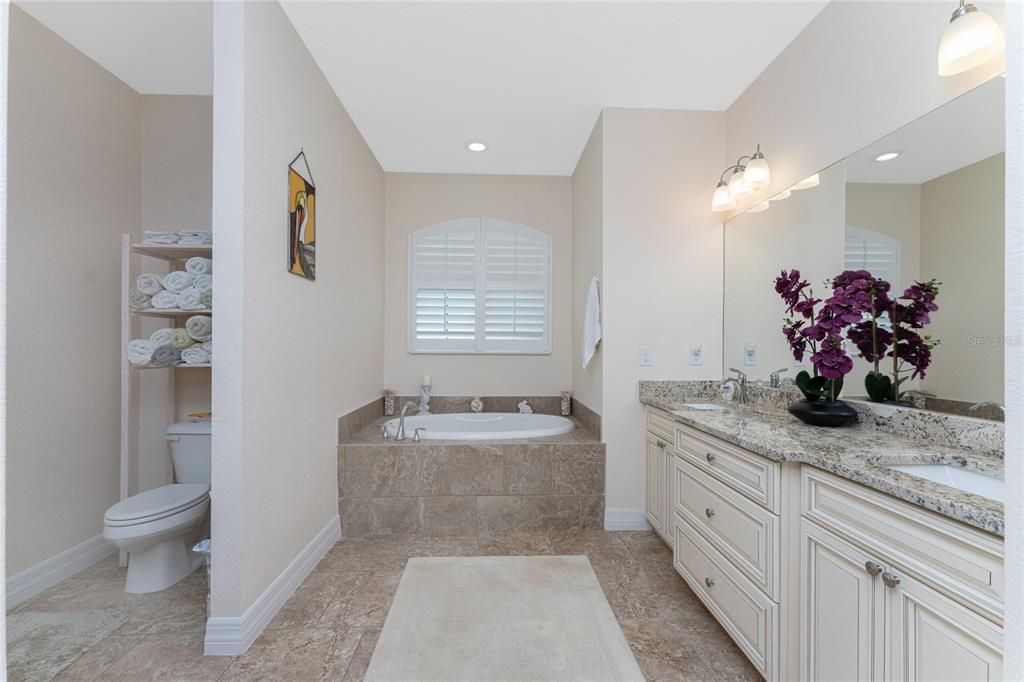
left=7, top=531, right=760, bottom=681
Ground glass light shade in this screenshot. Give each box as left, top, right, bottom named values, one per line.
left=747, top=201, right=770, bottom=214
left=938, top=8, right=1005, bottom=76
left=770, top=189, right=791, bottom=202
left=728, top=168, right=750, bottom=196
left=744, top=156, right=771, bottom=190
left=791, top=173, right=820, bottom=191
left=711, top=183, right=736, bottom=212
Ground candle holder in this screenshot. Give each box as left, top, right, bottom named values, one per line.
left=419, top=384, right=431, bottom=414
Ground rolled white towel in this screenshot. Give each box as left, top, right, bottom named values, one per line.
left=185, top=256, right=213, bottom=277
left=151, top=290, right=179, bottom=309
left=177, top=287, right=206, bottom=311
left=129, top=288, right=152, bottom=310
left=162, top=270, right=193, bottom=293
left=149, top=327, right=174, bottom=346
left=191, top=273, right=212, bottom=293
left=185, top=315, right=213, bottom=342
left=202, top=340, right=212, bottom=360
left=136, top=273, right=164, bottom=296
left=127, top=339, right=155, bottom=366
left=181, top=347, right=210, bottom=365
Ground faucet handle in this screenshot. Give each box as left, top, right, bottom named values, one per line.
left=728, top=368, right=747, bottom=381
left=413, top=427, right=426, bottom=442
left=770, top=368, right=788, bottom=377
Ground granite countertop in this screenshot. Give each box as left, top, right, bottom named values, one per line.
left=344, top=416, right=600, bottom=446
left=641, top=397, right=1004, bottom=537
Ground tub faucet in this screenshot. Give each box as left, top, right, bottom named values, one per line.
left=723, top=368, right=748, bottom=404
left=396, top=401, right=419, bottom=441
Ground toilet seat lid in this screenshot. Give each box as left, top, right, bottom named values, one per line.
left=104, top=483, right=210, bottom=525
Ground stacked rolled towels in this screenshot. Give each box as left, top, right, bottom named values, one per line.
left=136, top=270, right=211, bottom=311
left=186, top=315, right=213, bottom=342
left=127, top=318, right=213, bottom=366
left=152, top=345, right=182, bottom=367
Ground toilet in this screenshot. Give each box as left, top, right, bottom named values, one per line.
left=103, top=421, right=211, bottom=594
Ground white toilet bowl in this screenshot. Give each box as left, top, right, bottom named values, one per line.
left=103, top=483, right=210, bottom=593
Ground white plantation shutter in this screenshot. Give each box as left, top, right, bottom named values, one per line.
left=844, top=225, right=901, bottom=286
left=408, top=218, right=551, bottom=354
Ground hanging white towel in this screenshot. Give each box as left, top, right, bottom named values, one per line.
left=582, top=275, right=602, bottom=369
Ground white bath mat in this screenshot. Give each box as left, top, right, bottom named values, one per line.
left=364, top=555, right=644, bottom=681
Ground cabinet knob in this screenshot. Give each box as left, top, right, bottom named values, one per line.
left=705, top=577, right=715, bottom=588
left=882, top=572, right=901, bottom=588
left=656, top=440, right=666, bottom=449
left=864, top=561, right=883, bottom=577
left=705, top=452, right=716, bottom=463
left=704, top=507, right=715, bottom=518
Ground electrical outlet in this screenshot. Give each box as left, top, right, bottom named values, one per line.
left=639, top=346, right=654, bottom=367
left=689, top=344, right=703, bottom=366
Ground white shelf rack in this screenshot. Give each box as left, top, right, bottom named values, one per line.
left=119, top=235, right=213, bottom=563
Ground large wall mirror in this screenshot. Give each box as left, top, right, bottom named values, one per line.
left=723, top=76, right=1005, bottom=421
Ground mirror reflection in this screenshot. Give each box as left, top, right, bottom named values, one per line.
left=724, top=76, right=1005, bottom=420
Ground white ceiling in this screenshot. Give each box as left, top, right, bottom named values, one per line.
left=846, top=76, right=1005, bottom=184
left=15, top=0, right=212, bottom=95
left=282, top=1, right=827, bottom=176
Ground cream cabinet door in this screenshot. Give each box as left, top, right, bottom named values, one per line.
left=885, top=569, right=1002, bottom=682
left=645, top=436, right=667, bottom=536
left=801, top=520, right=885, bottom=682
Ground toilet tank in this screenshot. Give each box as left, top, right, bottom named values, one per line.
left=167, top=421, right=211, bottom=484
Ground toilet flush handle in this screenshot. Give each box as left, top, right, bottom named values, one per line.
left=166, top=435, right=181, bottom=442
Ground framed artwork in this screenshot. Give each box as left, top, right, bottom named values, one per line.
left=288, top=150, right=316, bottom=280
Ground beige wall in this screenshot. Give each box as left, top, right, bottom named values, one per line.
left=211, top=0, right=385, bottom=615
left=921, top=154, right=1005, bottom=403
left=571, top=116, right=603, bottom=414
left=383, top=172, right=572, bottom=397
left=601, top=108, right=724, bottom=516
left=846, top=182, right=922, bottom=293
left=6, top=7, right=142, bottom=575
left=725, top=1, right=1005, bottom=217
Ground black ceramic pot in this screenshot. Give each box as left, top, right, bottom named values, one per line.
left=788, top=399, right=857, bottom=427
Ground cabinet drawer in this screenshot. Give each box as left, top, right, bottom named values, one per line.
left=675, top=423, right=780, bottom=513
left=673, top=513, right=777, bottom=679
left=674, top=456, right=779, bottom=599
left=646, top=408, right=676, bottom=444
left=802, top=467, right=1004, bottom=623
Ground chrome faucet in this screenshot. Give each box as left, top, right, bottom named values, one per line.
left=722, top=368, right=748, bottom=405
left=395, top=401, right=419, bottom=441
left=970, top=401, right=1005, bottom=416
left=769, top=368, right=788, bottom=389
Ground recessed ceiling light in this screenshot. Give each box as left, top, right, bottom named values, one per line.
left=466, top=140, right=488, bottom=152
left=874, top=151, right=901, bottom=162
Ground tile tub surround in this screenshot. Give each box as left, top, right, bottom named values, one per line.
left=339, top=419, right=605, bottom=536
left=640, top=380, right=1005, bottom=458
left=338, top=399, right=386, bottom=444
left=394, top=395, right=566, bottom=416
left=7, top=532, right=758, bottom=681
left=641, top=396, right=1005, bottom=536
left=570, top=397, right=601, bottom=438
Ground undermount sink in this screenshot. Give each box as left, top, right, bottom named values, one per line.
left=888, top=464, right=1004, bottom=503
left=681, top=403, right=726, bottom=411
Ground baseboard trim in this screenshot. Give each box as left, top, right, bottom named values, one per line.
left=204, top=514, right=340, bottom=656
left=604, top=508, right=651, bottom=531
left=6, top=534, right=117, bottom=609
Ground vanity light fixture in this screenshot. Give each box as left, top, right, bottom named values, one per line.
left=747, top=201, right=770, bottom=214
left=711, top=144, right=770, bottom=212
left=937, top=0, right=1005, bottom=77
left=770, top=189, right=791, bottom=202
left=873, top=151, right=901, bottom=162
left=466, top=140, right=488, bottom=152
left=791, top=173, right=820, bottom=191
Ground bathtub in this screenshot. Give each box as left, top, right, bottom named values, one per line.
left=384, top=412, right=575, bottom=441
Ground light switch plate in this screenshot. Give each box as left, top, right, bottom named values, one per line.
left=639, top=346, right=654, bottom=367
left=744, top=343, right=758, bottom=367
left=689, top=344, right=703, bottom=366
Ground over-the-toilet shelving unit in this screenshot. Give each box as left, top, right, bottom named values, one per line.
left=119, top=234, right=212, bottom=516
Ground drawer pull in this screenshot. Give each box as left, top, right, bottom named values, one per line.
left=705, top=452, right=716, bottom=463
left=865, top=561, right=883, bottom=577
left=704, top=507, right=715, bottom=519
left=705, top=577, right=715, bottom=588
left=882, top=572, right=901, bottom=589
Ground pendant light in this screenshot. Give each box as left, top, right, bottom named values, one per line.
left=748, top=201, right=770, bottom=214
left=770, top=188, right=791, bottom=202
left=711, top=180, right=737, bottom=212
left=791, top=173, right=820, bottom=191
left=937, top=1, right=1005, bottom=76
left=710, top=144, right=770, bottom=213
left=727, top=166, right=749, bottom=197
left=743, top=145, right=771, bottom=190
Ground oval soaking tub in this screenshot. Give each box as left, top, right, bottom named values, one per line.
left=384, top=413, right=575, bottom=441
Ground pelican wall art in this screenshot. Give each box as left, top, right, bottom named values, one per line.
left=287, top=150, right=316, bottom=280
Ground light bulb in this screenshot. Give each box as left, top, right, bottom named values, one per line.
left=770, top=189, right=791, bottom=202
left=744, top=148, right=771, bottom=190
left=791, top=173, right=820, bottom=191
left=938, top=2, right=1005, bottom=76
left=748, top=201, right=770, bottom=214
left=728, top=168, right=750, bottom=196
left=711, top=181, right=736, bottom=212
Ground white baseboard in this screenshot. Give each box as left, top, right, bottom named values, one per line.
left=6, top=534, right=117, bottom=609
left=204, top=514, right=340, bottom=656
left=604, top=508, right=651, bottom=531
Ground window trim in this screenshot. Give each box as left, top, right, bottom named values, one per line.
left=407, top=218, right=553, bottom=356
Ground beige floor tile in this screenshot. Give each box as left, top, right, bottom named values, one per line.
left=341, top=628, right=380, bottom=682
left=220, top=627, right=362, bottom=681
left=266, top=571, right=343, bottom=630
left=317, top=571, right=403, bottom=628
left=476, top=531, right=556, bottom=555
left=99, top=633, right=234, bottom=681
left=53, top=635, right=142, bottom=681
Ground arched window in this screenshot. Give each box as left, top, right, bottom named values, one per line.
left=409, top=218, right=552, bottom=354
left=844, top=225, right=901, bottom=286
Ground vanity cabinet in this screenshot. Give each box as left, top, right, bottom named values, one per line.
left=644, top=435, right=668, bottom=539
